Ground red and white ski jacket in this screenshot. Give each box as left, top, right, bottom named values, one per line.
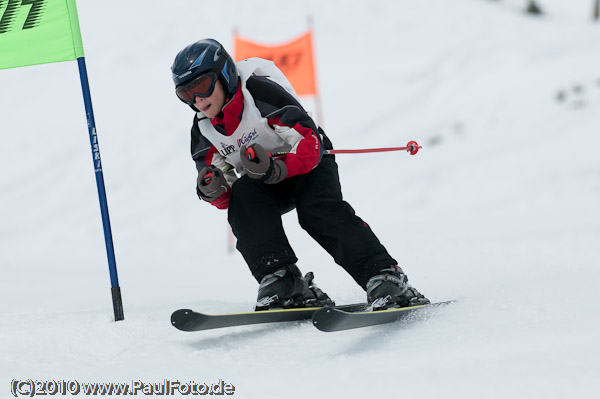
left=189, top=59, right=332, bottom=209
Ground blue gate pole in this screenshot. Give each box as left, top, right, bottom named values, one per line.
left=76, top=57, right=124, bottom=321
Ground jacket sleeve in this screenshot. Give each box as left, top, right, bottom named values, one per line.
left=246, top=76, right=328, bottom=178
left=190, top=115, right=234, bottom=209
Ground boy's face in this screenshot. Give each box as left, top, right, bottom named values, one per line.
left=194, top=80, right=226, bottom=118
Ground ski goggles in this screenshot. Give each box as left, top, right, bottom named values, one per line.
left=175, top=72, right=218, bottom=105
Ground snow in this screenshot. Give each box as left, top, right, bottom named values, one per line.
left=1, top=0, right=600, bottom=397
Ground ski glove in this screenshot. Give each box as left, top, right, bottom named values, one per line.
left=240, top=144, right=287, bottom=185
left=197, top=165, right=229, bottom=202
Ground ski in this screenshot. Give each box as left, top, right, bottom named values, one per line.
left=171, top=303, right=368, bottom=332
left=312, top=301, right=453, bottom=332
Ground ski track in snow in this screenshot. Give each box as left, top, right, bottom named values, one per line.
left=1, top=0, right=599, bottom=398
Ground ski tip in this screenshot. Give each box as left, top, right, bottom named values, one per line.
left=311, top=306, right=340, bottom=332
left=171, top=309, right=194, bottom=329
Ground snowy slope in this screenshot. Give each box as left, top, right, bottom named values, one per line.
left=1, top=0, right=600, bottom=398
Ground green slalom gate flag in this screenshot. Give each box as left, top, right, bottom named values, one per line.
left=0, top=0, right=84, bottom=70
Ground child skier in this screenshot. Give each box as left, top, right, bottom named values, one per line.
left=171, top=38, right=429, bottom=310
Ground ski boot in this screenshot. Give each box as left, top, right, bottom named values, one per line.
left=255, top=264, right=334, bottom=311
left=366, top=265, right=430, bottom=311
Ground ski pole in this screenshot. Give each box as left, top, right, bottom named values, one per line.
left=324, top=141, right=421, bottom=156
left=270, top=141, right=422, bottom=158
left=224, top=141, right=422, bottom=174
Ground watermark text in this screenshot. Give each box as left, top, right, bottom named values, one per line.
left=10, top=379, right=236, bottom=396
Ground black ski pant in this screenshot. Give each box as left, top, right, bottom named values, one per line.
left=227, top=155, right=397, bottom=289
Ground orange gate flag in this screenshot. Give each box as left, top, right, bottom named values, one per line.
left=233, top=32, right=317, bottom=96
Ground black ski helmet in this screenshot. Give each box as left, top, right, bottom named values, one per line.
left=171, top=38, right=238, bottom=99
